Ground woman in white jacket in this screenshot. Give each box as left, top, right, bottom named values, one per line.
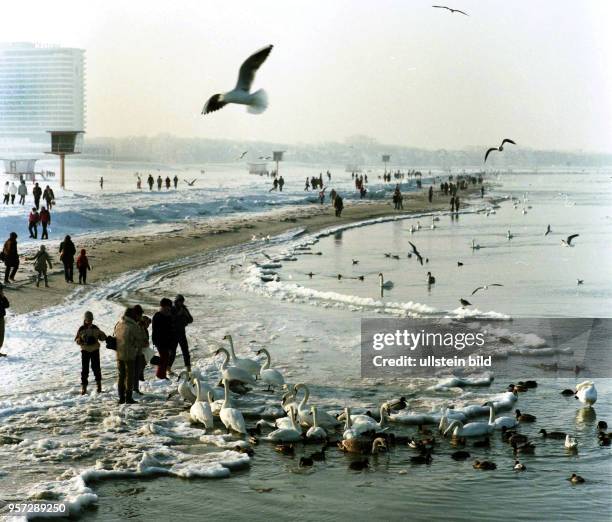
left=9, top=182, right=17, bottom=204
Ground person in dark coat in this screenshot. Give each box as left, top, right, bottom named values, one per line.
left=75, top=311, right=107, bottom=395
left=170, top=295, right=193, bottom=374
left=42, top=186, right=55, bottom=210
left=2, top=232, right=19, bottom=284
left=455, top=196, right=460, bottom=213
left=59, top=235, right=76, bottom=283
left=0, top=284, right=9, bottom=357
left=39, top=207, right=51, bottom=240
left=76, top=248, right=91, bottom=284
left=147, top=174, right=154, bottom=190
left=32, top=182, right=42, bottom=210
left=152, top=298, right=177, bottom=379
left=173, top=175, right=179, bottom=189
left=428, top=186, right=433, bottom=203
left=334, top=194, right=344, bottom=217
left=450, top=196, right=455, bottom=213
left=28, top=208, right=40, bottom=238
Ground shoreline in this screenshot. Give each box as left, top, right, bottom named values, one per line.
left=6, top=189, right=482, bottom=315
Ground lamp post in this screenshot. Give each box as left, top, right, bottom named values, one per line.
left=45, top=130, right=84, bottom=189
left=382, top=154, right=391, bottom=175
left=273, top=151, right=285, bottom=177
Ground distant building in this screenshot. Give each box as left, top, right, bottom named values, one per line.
left=0, top=42, right=85, bottom=143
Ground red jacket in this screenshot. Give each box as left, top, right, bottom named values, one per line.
left=39, top=209, right=51, bottom=224
left=28, top=211, right=40, bottom=224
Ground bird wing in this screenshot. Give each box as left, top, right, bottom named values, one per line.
left=408, top=241, right=419, bottom=254
left=545, top=225, right=551, bottom=235
left=489, top=283, right=504, bottom=287
left=432, top=5, right=452, bottom=11
left=202, top=94, right=227, bottom=114
left=416, top=253, right=423, bottom=266
left=236, top=45, right=273, bottom=91
left=453, top=9, right=469, bottom=15
left=471, top=287, right=484, bottom=295
left=567, top=234, right=579, bottom=245
left=501, top=139, right=516, bottom=146
left=484, top=148, right=497, bottom=162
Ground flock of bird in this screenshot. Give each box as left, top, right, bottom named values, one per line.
left=176, top=334, right=605, bottom=481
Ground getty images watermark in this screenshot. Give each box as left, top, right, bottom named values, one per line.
left=361, top=318, right=612, bottom=378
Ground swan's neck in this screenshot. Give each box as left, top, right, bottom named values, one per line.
left=194, top=379, right=202, bottom=401
left=312, top=408, right=318, bottom=428
left=222, top=380, right=231, bottom=408
left=227, top=337, right=237, bottom=360
left=298, top=385, right=310, bottom=409
left=261, top=349, right=271, bottom=370
left=219, top=349, right=229, bottom=370
left=379, top=405, right=387, bottom=427
left=488, top=405, right=495, bottom=424
left=345, top=409, right=352, bottom=430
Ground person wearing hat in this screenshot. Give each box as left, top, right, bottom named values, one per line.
left=169, top=294, right=193, bottom=375
left=0, top=284, right=9, bottom=357
left=75, top=311, right=107, bottom=395
left=152, top=298, right=176, bottom=379
left=2, top=232, right=19, bottom=284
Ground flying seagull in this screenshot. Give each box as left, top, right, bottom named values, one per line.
left=184, top=179, right=197, bottom=186
left=202, top=45, right=273, bottom=115
left=471, top=283, right=504, bottom=295
left=561, top=234, right=579, bottom=247
left=545, top=224, right=552, bottom=236
left=484, top=139, right=516, bottom=162
left=238, top=151, right=249, bottom=160
left=577, top=279, right=584, bottom=285
left=459, top=298, right=472, bottom=307
left=432, top=5, right=469, bottom=16
left=408, top=242, right=424, bottom=265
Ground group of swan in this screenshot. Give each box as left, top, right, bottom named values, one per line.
left=443, top=401, right=518, bottom=438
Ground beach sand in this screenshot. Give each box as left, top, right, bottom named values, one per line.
left=6, top=190, right=477, bottom=314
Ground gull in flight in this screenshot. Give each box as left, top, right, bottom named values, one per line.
left=202, top=45, right=273, bottom=115
left=184, top=179, right=197, bottom=186
left=238, top=151, right=249, bottom=160
left=408, top=241, right=424, bottom=265
left=484, top=139, right=516, bottom=162
left=432, top=5, right=469, bottom=16
left=561, top=234, right=579, bottom=247
left=471, top=283, right=504, bottom=295
left=545, top=224, right=551, bottom=236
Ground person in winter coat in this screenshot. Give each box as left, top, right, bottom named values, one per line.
left=17, top=181, right=27, bottom=205
left=334, top=194, right=344, bottom=217
left=59, top=235, right=76, bottom=283
left=2, top=182, right=9, bottom=205
left=9, top=182, right=17, bottom=204
left=131, top=304, right=150, bottom=393
left=173, top=175, right=178, bottom=189
left=42, top=186, right=55, bottom=209
left=152, top=298, right=176, bottom=380
left=2, top=232, right=19, bottom=284
left=28, top=208, right=40, bottom=239
left=39, top=207, right=51, bottom=240
left=147, top=174, right=154, bottom=190
left=113, top=307, right=146, bottom=404
left=32, top=182, right=42, bottom=210
left=0, top=284, right=9, bottom=357
left=31, top=244, right=52, bottom=287
left=75, top=311, right=107, bottom=395
left=76, top=249, right=91, bottom=284
left=165, top=176, right=171, bottom=190
left=156, top=176, right=162, bottom=190
left=169, top=295, right=193, bottom=374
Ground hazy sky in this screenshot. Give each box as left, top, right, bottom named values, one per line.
left=3, top=1, right=612, bottom=151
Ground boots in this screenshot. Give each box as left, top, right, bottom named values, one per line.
left=81, top=385, right=87, bottom=395
left=125, top=391, right=138, bottom=404
left=96, top=381, right=102, bottom=393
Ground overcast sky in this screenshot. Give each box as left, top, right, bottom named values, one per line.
left=3, top=0, right=611, bottom=151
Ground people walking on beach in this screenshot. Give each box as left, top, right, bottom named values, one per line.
left=450, top=196, right=455, bottom=213
left=42, top=186, right=55, bottom=210
left=28, top=208, right=40, bottom=239
left=59, top=235, right=76, bottom=282
left=327, top=171, right=331, bottom=181
left=148, top=175, right=154, bottom=190
left=132, top=304, right=150, bottom=393
left=428, top=186, right=433, bottom=203
left=9, top=182, right=17, bottom=204
left=481, top=186, right=485, bottom=198
left=114, top=307, right=145, bottom=404
left=455, top=196, right=460, bottom=213
left=152, top=298, right=176, bottom=380
left=334, top=194, right=344, bottom=217
left=76, top=249, right=91, bottom=284
left=99, top=177, right=104, bottom=190
left=173, top=175, right=178, bottom=189
left=0, top=285, right=9, bottom=357
left=170, top=295, right=193, bottom=374
left=31, top=245, right=52, bottom=288
left=137, top=175, right=142, bottom=190
left=32, top=183, right=42, bottom=210
left=360, top=186, right=367, bottom=199
left=157, top=176, right=162, bottom=191
left=3, top=182, right=9, bottom=205
left=393, top=186, right=403, bottom=210
left=2, top=233, right=19, bottom=284
left=319, top=188, right=326, bottom=204
left=75, top=311, right=107, bottom=395
left=330, top=188, right=337, bottom=205
left=304, top=178, right=310, bottom=191
left=278, top=176, right=285, bottom=191
left=165, top=177, right=171, bottom=190
left=269, top=178, right=279, bottom=192
left=18, top=180, right=27, bottom=205
left=39, top=207, right=51, bottom=240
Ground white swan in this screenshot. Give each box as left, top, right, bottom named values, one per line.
left=342, top=406, right=387, bottom=439
left=267, top=406, right=303, bottom=442
left=306, top=406, right=328, bottom=441
left=256, top=349, right=285, bottom=390
left=219, top=379, right=247, bottom=435
left=379, top=273, right=394, bottom=290
left=281, top=389, right=297, bottom=415
left=294, top=383, right=342, bottom=429
left=215, top=347, right=256, bottom=386
left=575, top=381, right=597, bottom=405
left=209, top=390, right=224, bottom=416
left=223, top=334, right=261, bottom=377
left=190, top=378, right=214, bottom=430
left=177, top=370, right=197, bottom=403
left=485, top=401, right=518, bottom=430
left=444, top=406, right=495, bottom=438
left=565, top=434, right=578, bottom=449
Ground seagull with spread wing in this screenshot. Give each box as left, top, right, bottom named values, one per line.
left=238, top=151, right=249, bottom=160
left=484, top=139, right=516, bottom=162
left=471, top=283, right=504, bottom=295
left=202, top=45, right=273, bottom=115
left=408, top=242, right=424, bottom=266
left=432, top=5, right=469, bottom=16
left=184, top=179, right=197, bottom=186
left=561, top=234, right=579, bottom=247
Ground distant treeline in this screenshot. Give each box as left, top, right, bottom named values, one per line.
left=81, top=134, right=612, bottom=168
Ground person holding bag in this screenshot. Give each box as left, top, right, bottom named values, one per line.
left=75, top=311, right=107, bottom=395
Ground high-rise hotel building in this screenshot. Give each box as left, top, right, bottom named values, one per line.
left=0, top=43, right=85, bottom=143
